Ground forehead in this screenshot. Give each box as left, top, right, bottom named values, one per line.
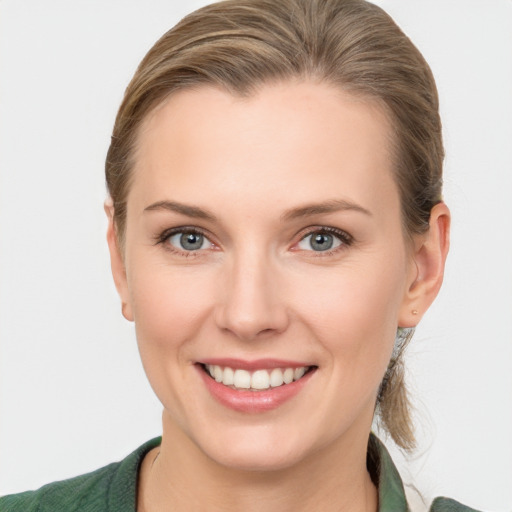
left=129, top=81, right=398, bottom=219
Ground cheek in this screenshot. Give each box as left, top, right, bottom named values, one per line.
left=124, top=251, right=208, bottom=371
left=126, top=264, right=220, bottom=418
left=296, top=256, right=407, bottom=368
left=129, top=264, right=216, bottom=350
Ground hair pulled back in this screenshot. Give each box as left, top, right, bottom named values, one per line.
left=106, top=0, right=444, bottom=451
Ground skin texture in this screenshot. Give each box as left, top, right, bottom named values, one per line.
left=106, top=82, right=450, bottom=512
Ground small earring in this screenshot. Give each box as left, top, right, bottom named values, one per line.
left=412, top=309, right=419, bottom=315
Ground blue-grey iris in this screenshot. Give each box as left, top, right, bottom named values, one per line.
left=181, top=233, right=204, bottom=250
left=311, top=233, right=334, bottom=251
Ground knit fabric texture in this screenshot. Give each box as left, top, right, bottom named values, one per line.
left=0, top=435, right=480, bottom=512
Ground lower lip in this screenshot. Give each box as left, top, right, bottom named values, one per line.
left=197, top=366, right=315, bottom=413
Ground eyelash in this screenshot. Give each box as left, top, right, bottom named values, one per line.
left=294, top=226, right=353, bottom=256
left=154, top=226, right=353, bottom=257
left=155, top=226, right=214, bottom=257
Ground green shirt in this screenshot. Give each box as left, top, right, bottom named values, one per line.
left=0, top=435, right=480, bottom=511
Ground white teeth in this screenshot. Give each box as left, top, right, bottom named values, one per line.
left=294, top=367, right=306, bottom=380
left=223, top=366, right=234, bottom=385
left=269, top=368, right=284, bottom=387
left=233, top=369, right=251, bottom=389
left=213, top=365, right=223, bottom=382
left=251, top=370, right=270, bottom=390
left=283, top=368, right=294, bottom=384
left=205, top=364, right=310, bottom=391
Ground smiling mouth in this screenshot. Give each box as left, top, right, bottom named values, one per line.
left=201, top=364, right=316, bottom=391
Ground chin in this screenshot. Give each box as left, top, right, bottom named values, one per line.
left=207, top=441, right=305, bottom=473
left=191, top=421, right=312, bottom=472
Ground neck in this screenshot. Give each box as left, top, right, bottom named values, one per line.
left=138, top=414, right=378, bottom=512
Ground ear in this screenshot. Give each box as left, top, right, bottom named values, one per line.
left=398, top=202, right=450, bottom=327
left=104, top=199, right=134, bottom=322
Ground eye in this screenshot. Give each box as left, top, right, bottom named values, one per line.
left=161, top=229, right=214, bottom=252
left=296, top=228, right=350, bottom=252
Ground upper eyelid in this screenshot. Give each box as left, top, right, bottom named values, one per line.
left=296, top=225, right=353, bottom=242
left=155, top=226, right=214, bottom=246
left=292, top=228, right=353, bottom=257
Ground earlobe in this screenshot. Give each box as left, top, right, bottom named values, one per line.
left=104, top=199, right=134, bottom=322
left=398, top=202, right=450, bottom=327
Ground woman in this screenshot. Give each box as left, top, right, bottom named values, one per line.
left=0, top=1, right=494, bottom=510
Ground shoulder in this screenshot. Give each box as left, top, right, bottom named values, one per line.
left=369, top=434, right=484, bottom=512
left=0, top=462, right=120, bottom=512
left=0, top=437, right=161, bottom=512
left=429, top=497, right=483, bottom=512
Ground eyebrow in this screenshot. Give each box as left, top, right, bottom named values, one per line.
left=143, top=198, right=371, bottom=222
left=281, top=199, right=372, bottom=221
left=144, top=200, right=217, bottom=221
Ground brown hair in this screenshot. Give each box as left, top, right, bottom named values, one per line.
left=106, top=0, right=444, bottom=451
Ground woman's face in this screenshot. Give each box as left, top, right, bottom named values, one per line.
left=113, top=82, right=419, bottom=470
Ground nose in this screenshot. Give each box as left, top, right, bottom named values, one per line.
left=214, top=252, right=289, bottom=341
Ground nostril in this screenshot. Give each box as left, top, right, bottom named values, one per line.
left=213, top=273, right=289, bottom=340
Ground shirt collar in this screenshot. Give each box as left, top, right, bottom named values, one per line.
left=368, top=433, right=410, bottom=512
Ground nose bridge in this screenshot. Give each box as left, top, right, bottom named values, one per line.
left=215, top=243, right=288, bottom=340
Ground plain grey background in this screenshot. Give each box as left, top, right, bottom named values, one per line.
left=1, top=1, right=511, bottom=510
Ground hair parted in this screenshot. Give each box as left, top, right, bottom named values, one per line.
left=106, top=0, right=444, bottom=451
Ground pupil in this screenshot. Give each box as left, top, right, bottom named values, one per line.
left=180, top=233, right=203, bottom=250
left=312, top=233, right=333, bottom=251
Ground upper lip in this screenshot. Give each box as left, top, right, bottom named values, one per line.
left=197, top=358, right=314, bottom=371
